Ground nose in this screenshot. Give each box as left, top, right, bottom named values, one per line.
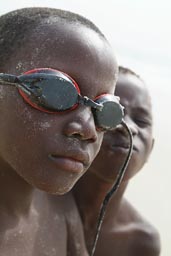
left=63, top=106, right=98, bottom=142
left=116, top=115, right=138, bottom=136
left=123, top=115, right=138, bottom=136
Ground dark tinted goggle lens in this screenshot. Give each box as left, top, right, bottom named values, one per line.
left=93, top=94, right=124, bottom=130
left=18, top=71, right=79, bottom=111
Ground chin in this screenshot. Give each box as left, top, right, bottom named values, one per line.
left=50, top=185, right=74, bottom=195
left=122, top=166, right=142, bottom=181
left=35, top=177, right=79, bottom=195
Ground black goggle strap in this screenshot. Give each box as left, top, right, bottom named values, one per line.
left=0, top=73, right=39, bottom=96
left=0, top=73, right=18, bottom=85
left=90, top=120, right=133, bottom=256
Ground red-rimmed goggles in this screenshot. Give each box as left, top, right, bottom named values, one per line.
left=0, top=68, right=124, bottom=130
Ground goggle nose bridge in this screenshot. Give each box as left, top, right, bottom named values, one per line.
left=77, top=94, right=103, bottom=111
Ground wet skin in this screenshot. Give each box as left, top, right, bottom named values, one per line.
left=90, top=72, right=154, bottom=182
left=74, top=73, right=160, bottom=255
left=0, top=20, right=117, bottom=195
left=0, top=17, right=118, bottom=255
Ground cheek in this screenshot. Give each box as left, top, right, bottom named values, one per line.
left=91, top=132, right=104, bottom=163
left=124, top=130, right=153, bottom=180
left=0, top=99, right=54, bottom=168
left=140, top=128, right=153, bottom=157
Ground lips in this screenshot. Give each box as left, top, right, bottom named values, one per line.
left=106, top=136, right=137, bottom=152
left=110, top=142, right=138, bottom=152
left=112, top=142, right=129, bottom=149
left=48, top=151, right=89, bottom=174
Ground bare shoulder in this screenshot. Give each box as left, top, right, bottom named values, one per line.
left=116, top=198, right=161, bottom=256
left=34, top=192, right=88, bottom=256
left=95, top=198, right=161, bottom=256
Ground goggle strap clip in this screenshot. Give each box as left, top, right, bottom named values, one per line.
left=78, top=95, right=103, bottom=110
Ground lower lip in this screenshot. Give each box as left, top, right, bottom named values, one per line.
left=48, top=155, right=84, bottom=173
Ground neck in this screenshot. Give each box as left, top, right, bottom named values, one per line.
left=75, top=172, right=128, bottom=223
left=0, top=157, right=34, bottom=219
left=73, top=171, right=128, bottom=250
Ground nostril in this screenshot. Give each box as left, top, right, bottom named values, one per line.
left=67, top=132, right=84, bottom=140
left=127, top=122, right=138, bottom=136
left=66, top=125, right=98, bottom=142
left=64, top=122, right=82, bottom=137
left=63, top=118, right=98, bottom=142
left=89, top=132, right=98, bottom=143
left=122, top=116, right=138, bottom=136
left=115, top=123, right=128, bottom=136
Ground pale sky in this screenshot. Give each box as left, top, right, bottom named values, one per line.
left=0, top=1, right=171, bottom=255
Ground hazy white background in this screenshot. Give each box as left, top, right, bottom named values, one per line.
left=0, top=1, right=170, bottom=255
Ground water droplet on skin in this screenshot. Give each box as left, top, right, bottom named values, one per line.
left=16, top=61, right=23, bottom=71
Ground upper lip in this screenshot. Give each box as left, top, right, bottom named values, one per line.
left=111, top=142, right=138, bottom=151
left=49, top=150, right=90, bottom=167
left=107, top=135, right=138, bottom=151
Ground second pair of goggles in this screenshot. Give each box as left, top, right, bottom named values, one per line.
left=0, top=68, right=124, bottom=130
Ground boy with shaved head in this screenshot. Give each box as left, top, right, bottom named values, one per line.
left=74, top=67, right=161, bottom=256
left=0, top=7, right=121, bottom=255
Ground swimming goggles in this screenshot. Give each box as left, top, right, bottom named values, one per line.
left=0, top=68, right=124, bottom=130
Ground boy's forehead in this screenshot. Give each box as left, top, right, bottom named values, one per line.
left=7, top=21, right=117, bottom=97
left=116, top=73, right=152, bottom=108
left=117, top=73, right=146, bottom=95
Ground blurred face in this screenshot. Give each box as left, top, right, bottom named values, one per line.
left=90, top=72, right=154, bottom=181
left=0, top=20, right=117, bottom=194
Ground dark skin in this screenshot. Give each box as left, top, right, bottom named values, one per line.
left=0, top=15, right=118, bottom=255
left=74, top=72, right=161, bottom=256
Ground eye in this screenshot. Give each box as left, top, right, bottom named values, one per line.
left=134, top=117, right=152, bottom=128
